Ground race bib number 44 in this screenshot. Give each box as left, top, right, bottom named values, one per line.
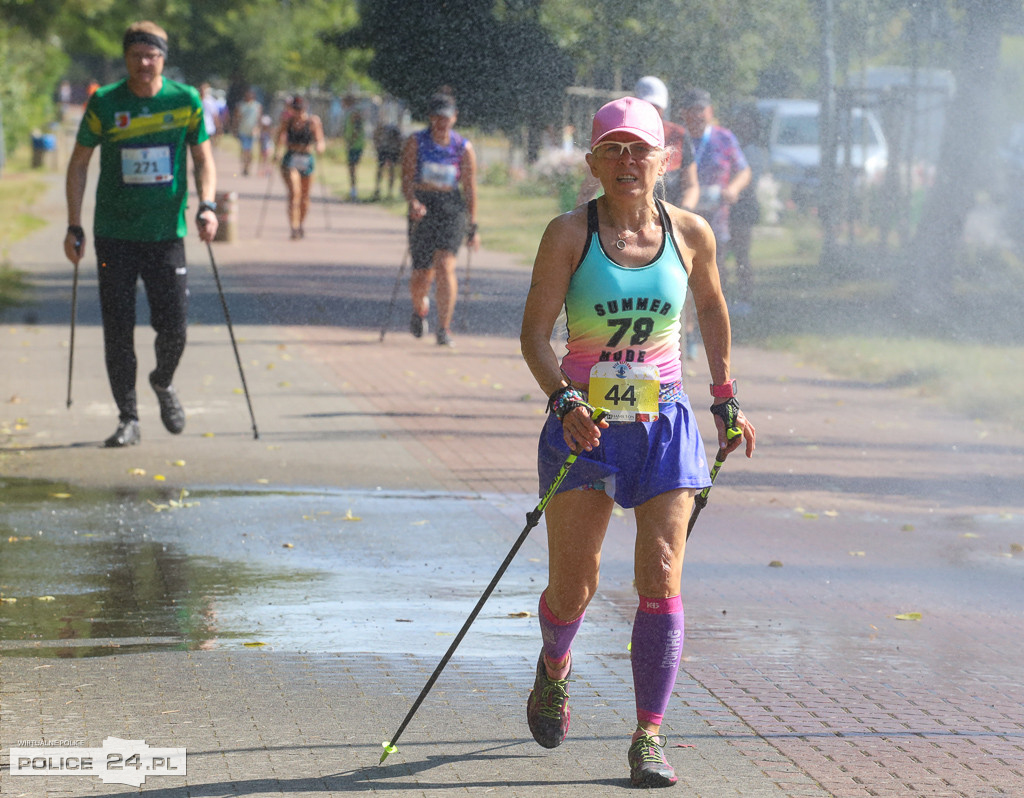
left=589, top=363, right=660, bottom=422
left=121, top=146, right=173, bottom=185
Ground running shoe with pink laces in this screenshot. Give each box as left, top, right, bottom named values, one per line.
left=628, top=731, right=678, bottom=788
left=526, top=650, right=571, bottom=748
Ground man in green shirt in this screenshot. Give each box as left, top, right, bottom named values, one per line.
left=65, top=20, right=218, bottom=447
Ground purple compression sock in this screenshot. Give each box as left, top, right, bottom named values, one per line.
left=538, top=590, right=584, bottom=671
left=631, top=595, right=684, bottom=727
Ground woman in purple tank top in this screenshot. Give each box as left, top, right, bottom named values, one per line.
left=400, top=92, right=480, bottom=347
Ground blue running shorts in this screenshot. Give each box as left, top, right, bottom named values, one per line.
left=537, top=396, right=711, bottom=509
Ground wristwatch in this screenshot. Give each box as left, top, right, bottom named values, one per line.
left=710, top=380, right=737, bottom=399
left=197, top=200, right=217, bottom=215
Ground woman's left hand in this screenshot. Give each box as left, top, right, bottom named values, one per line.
left=714, top=405, right=756, bottom=458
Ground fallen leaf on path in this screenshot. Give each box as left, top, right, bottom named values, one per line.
left=768, top=560, right=784, bottom=567
left=507, top=611, right=531, bottom=618
left=848, top=551, right=866, bottom=556
left=243, top=641, right=266, bottom=647
left=342, top=509, right=361, bottom=521
left=894, top=612, right=922, bottom=621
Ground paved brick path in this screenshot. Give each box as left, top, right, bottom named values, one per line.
left=1, top=162, right=1023, bottom=796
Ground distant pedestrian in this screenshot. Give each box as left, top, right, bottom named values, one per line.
left=724, top=104, right=770, bottom=315
left=64, top=20, right=218, bottom=448
left=342, top=95, right=366, bottom=201
left=679, top=88, right=750, bottom=356
left=257, top=114, right=275, bottom=176
left=679, top=88, right=750, bottom=259
left=200, top=83, right=222, bottom=145
left=634, top=76, right=699, bottom=210
left=401, top=91, right=479, bottom=347
left=274, top=95, right=326, bottom=240
left=373, top=122, right=403, bottom=201
left=233, top=87, right=263, bottom=176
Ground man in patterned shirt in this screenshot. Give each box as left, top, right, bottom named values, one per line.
left=64, top=20, right=218, bottom=447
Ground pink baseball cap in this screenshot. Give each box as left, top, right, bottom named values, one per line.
left=590, top=97, right=665, bottom=149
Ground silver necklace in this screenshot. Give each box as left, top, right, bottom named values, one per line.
left=614, top=221, right=651, bottom=250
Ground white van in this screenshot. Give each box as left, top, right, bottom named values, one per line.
left=756, top=98, right=888, bottom=197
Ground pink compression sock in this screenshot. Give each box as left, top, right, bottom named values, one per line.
left=631, top=595, right=684, bottom=727
left=538, top=590, right=584, bottom=674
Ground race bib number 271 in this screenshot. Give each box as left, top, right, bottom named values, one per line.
left=121, top=146, right=173, bottom=185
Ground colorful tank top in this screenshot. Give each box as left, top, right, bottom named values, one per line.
left=414, top=128, right=465, bottom=190
left=561, top=199, right=689, bottom=386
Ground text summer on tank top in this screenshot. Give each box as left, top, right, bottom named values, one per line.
left=561, top=199, right=689, bottom=386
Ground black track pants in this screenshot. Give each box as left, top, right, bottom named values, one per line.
left=95, top=237, right=188, bottom=423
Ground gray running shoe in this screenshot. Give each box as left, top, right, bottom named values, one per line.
left=104, top=420, right=141, bottom=448
left=410, top=313, right=425, bottom=338
left=628, top=732, right=678, bottom=788
left=436, top=328, right=454, bottom=347
left=526, top=650, right=571, bottom=748
left=150, top=372, right=185, bottom=434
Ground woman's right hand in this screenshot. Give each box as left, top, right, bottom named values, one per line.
left=561, top=405, right=608, bottom=453
left=408, top=198, right=426, bottom=221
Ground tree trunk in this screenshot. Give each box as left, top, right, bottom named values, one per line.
left=908, top=0, right=1016, bottom=311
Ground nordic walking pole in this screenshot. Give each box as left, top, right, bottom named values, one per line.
left=66, top=244, right=82, bottom=409
left=204, top=237, right=260, bottom=440
left=378, top=246, right=409, bottom=340
left=456, top=247, right=472, bottom=332
left=254, top=167, right=274, bottom=239
left=686, top=424, right=743, bottom=539
left=379, top=407, right=608, bottom=765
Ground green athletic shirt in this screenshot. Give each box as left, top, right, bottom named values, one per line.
left=77, top=78, right=208, bottom=242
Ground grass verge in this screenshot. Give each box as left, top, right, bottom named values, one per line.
left=731, top=228, right=1024, bottom=430
left=0, top=157, right=48, bottom=314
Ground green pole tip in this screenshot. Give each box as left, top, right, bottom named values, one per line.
left=379, top=741, right=398, bottom=764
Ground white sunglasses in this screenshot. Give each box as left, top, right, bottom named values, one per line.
left=592, top=140, right=661, bottom=160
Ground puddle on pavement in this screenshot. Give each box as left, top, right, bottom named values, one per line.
left=0, top=479, right=553, bottom=658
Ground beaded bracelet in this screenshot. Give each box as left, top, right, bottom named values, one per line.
left=548, top=385, right=588, bottom=422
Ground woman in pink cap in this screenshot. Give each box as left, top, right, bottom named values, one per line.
left=520, top=96, right=755, bottom=787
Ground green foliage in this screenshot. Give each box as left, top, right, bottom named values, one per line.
left=540, top=0, right=818, bottom=107
left=328, top=0, right=573, bottom=129
left=0, top=25, right=68, bottom=160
